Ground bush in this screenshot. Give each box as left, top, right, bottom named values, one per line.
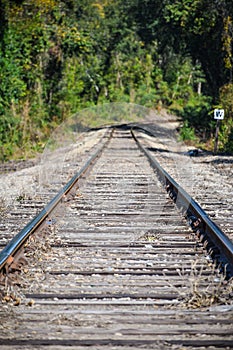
left=178, top=120, right=197, bottom=142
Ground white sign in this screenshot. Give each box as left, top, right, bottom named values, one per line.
left=214, top=109, right=224, bottom=120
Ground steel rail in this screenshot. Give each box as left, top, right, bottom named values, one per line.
left=0, top=129, right=113, bottom=272
left=131, top=127, right=233, bottom=278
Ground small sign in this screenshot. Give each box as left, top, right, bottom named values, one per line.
left=214, top=109, right=224, bottom=120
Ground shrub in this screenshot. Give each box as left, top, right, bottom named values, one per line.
left=178, top=120, right=197, bottom=142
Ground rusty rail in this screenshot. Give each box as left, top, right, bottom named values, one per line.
left=0, top=129, right=113, bottom=272
left=131, top=127, right=233, bottom=278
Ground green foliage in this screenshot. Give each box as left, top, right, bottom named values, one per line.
left=0, top=111, right=21, bottom=161
left=224, top=126, right=233, bottom=153
left=219, top=83, right=233, bottom=118
left=218, top=83, right=233, bottom=152
left=164, top=0, right=218, bottom=35
left=58, top=56, right=85, bottom=116
left=135, top=85, right=159, bottom=108
left=181, top=95, right=212, bottom=138
left=178, top=120, right=197, bottom=142
left=0, top=0, right=233, bottom=159
left=162, top=0, right=233, bottom=97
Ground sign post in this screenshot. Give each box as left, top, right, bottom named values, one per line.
left=213, top=109, right=224, bottom=154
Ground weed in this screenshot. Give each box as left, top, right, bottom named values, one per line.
left=165, top=257, right=233, bottom=309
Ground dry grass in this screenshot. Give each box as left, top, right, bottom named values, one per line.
left=0, top=221, right=58, bottom=306
left=165, top=257, right=233, bottom=309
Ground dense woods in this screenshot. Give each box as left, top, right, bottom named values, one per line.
left=0, top=0, right=233, bottom=160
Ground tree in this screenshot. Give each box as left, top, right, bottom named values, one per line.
left=162, top=0, right=233, bottom=99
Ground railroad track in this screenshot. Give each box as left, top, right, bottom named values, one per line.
left=133, top=123, right=233, bottom=242
left=0, top=124, right=233, bottom=349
